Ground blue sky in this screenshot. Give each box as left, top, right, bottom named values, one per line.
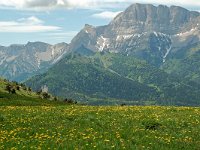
left=0, top=0, right=199, bottom=46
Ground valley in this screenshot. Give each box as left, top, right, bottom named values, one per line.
left=1, top=3, right=200, bottom=106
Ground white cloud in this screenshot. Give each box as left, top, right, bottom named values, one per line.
left=92, top=11, right=122, bottom=19
left=18, top=16, right=44, bottom=24
left=44, top=31, right=78, bottom=39
left=38, top=31, right=79, bottom=44
left=0, top=0, right=95, bottom=10
left=0, top=16, right=61, bottom=33
left=0, top=0, right=200, bottom=11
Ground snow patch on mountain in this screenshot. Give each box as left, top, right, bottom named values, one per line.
left=163, top=46, right=172, bottom=63
left=116, top=33, right=147, bottom=42
left=153, top=32, right=170, bottom=38
left=51, top=49, right=55, bottom=58
left=97, top=36, right=110, bottom=51
left=116, top=34, right=133, bottom=41
left=52, top=50, right=67, bottom=64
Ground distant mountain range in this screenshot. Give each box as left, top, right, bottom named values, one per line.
left=1, top=3, right=200, bottom=105
left=0, top=42, right=69, bottom=82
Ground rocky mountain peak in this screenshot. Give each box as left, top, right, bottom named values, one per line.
left=68, top=3, right=200, bottom=67
left=110, top=3, right=200, bottom=34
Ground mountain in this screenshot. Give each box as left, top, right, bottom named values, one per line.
left=26, top=53, right=160, bottom=105
left=2, top=3, right=199, bottom=82
left=26, top=52, right=200, bottom=106
left=3, top=3, right=200, bottom=106
left=0, top=42, right=69, bottom=82
left=25, top=3, right=200, bottom=106
left=70, top=3, right=200, bottom=66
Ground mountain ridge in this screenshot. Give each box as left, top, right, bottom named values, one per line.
left=69, top=3, right=200, bottom=66
left=1, top=3, right=200, bottom=106
left=0, top=41, right=69, bottom=82
left=1, top=3, right=200, bottom=82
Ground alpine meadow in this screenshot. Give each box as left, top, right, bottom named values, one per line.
left=0, top=1, right=200, bottom=149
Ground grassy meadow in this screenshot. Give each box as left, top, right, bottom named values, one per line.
left=0, top=106, right=200, bottom=150
left=0, top=79, right=200, bottom=149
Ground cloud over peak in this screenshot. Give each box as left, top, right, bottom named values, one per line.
left=0, top=0, right=96, bottom=10
left=0, top=0, right=199, bottom=11
left=92, top=11, right=122, bottom=19
left=0, top=16, right=61, bottom=33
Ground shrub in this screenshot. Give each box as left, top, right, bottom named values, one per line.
left=5, top=85, right=12, bottom=93
left=54, top=97, right=58, bottom=101
left=20, top=83, right=26, bottom=87
left=28, top=87, right=32, bottom=92
left=120, top=103, right=126, bottom=106
left=142, top=119, right=162, bottom=130
left=36, top=90, right=42, bottom=95
left=64, top=98, right=77, bottom=104
left=16, top=86, right=20, bottom=91
left=12, top=81, right=19, bottom=86
left=5, top=84, right=17, bottom=94
left=0, top=114, right=5, bottom=122
left=41, top=92, right=51, bottom=99
left=23, top=87, right=27, bottom=91
left=11, top=89, right=16, bottom=94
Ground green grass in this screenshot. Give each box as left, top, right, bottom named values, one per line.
left=0, top=78, right=66, bottom=106
left=0, top=106, right=200, bottom=149
left=1, top=78, right=200, bottom=149
left=0, top=91, right=65, bottom=106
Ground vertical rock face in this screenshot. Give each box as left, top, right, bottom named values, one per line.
left=0, top=42, right=69, bottom=82
left=110, top=4, right=199, bottom=34
left=70, top=3, right=200, bottom=66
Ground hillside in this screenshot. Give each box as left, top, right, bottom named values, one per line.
left=26, top=53, right=160, bottom=105
left=163, top=42, right=200, bottom=84
left=0, top=78, right=66, bottom=106
left=26, top=52, right=200, bottom=106
left=97, top=53, right=200, bottom=105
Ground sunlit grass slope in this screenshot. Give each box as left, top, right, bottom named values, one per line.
left=0, top=78, right=200, bottom=149
left=0, top=78, right=65, bottom=106
left=0, top=106, right=200, bottom=149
